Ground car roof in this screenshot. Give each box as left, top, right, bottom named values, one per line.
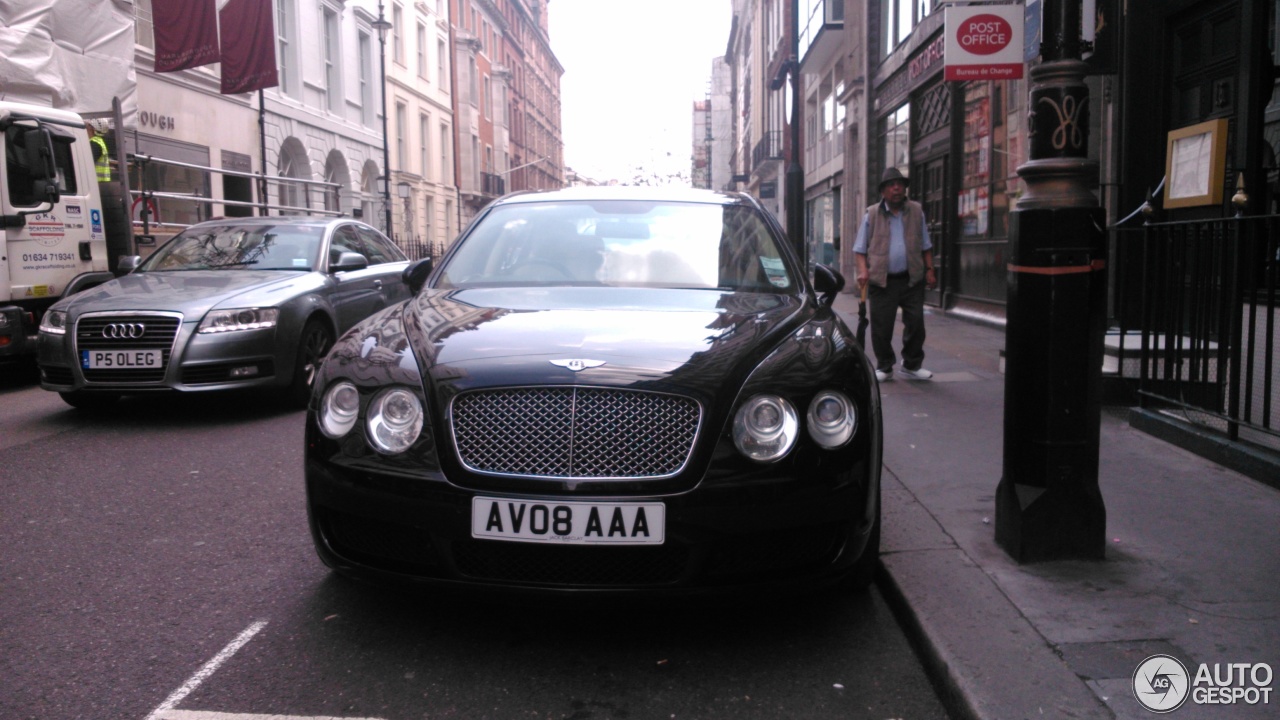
left=490, top=185, right=752, bottom=207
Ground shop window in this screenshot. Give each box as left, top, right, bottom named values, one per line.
left=128, top=134, right=211, bottom=228
left=877, top=102, right=911, bottom=200
left=959, top=81, right=1018, bottom=240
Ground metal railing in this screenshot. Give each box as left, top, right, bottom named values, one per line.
left=129, top=154, right=344, bottom=234
left=752, top=131, right=783, bottom=170
left=401, top=239, right=448, bottom=261
left=481, top=172, right=505, bottom=197
left=1110, top=215, right=1279, bottom=449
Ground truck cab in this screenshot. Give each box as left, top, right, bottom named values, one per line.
left=1, top=101, right=120, bottom=363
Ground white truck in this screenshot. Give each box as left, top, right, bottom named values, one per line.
left=1, top=100, right=134, bottom=364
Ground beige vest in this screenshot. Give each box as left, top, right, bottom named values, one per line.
left=863, top=200, right=926, bottom=287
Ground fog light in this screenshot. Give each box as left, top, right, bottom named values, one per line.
left=229, top=366, right=260, bottom=378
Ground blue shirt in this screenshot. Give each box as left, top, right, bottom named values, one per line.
left=853, top=201, right=932, bottom=274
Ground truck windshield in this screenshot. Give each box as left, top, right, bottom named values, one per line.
left=140, top=224, right=325, bottom=271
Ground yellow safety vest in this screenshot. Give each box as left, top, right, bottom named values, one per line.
left=90, top=134, right=110, bottom=181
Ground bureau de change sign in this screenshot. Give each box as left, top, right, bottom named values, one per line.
left=944, top=4, right=1025, bottom=81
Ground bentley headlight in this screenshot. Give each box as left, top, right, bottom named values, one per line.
left=39, top=310, right=68, bottom=335
left=319, top=381, right=360, bottom=438
left=198, top=308, right=279, bottom=333
left=733, top=394, right=798, bottom=462
left=806, top=391, right=857, bottom=449
left=367, top=387, right=424, bottom=454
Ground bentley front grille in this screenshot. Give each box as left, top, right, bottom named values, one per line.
left=75, top=313, right=181, bottom=383
left=451, top=387, right=701, bottom=479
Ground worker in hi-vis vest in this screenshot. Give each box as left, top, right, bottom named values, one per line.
left=86, top=121, right=110, bottom=181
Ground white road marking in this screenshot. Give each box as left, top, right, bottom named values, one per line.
left=144, top=621, right=268, bottom=720
left=157, top=707, right=384, bottom=712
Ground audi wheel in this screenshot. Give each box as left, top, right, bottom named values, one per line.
left=286, top=319, right=333, bottom=409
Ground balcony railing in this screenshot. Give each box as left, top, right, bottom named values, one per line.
left=482, top=172, right=505, bottom=197
left=752, top=131, right=783, bottom=171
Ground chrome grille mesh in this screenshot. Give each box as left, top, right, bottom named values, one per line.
left=75, top=314, right=181, bottom=383
left=452, top=387, right=701, bottom=479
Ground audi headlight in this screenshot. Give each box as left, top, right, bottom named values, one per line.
left=367, top=387, right=424, bottom=454
left=198, top=308, right=279, bottom=334
left=732, top=394, right=798, bottom=462
left=318, top=381, right=360, bottom=438
left=806, top=391, right=857, bottom=449
left=39, top=310, right=68, bottom=335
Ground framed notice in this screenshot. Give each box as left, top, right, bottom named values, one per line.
left=1163, top=119, right=1229, bottom=209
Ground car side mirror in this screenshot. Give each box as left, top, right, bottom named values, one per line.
left=403, top=257, right=433, bottom=294
left=117, top=255, right=142, bottom=274
left=330, top=251, right=368, bottom=273
left=813, top=264, right=845, bottom=307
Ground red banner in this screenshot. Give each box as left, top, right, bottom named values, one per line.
left=151, top=0, right=220, bottom=72
left=219, top=0, right=279, bottom=95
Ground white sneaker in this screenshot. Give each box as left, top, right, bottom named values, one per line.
left=874, top=369, right=892, bottom=382
left=899, top=366, right=933, bottom=380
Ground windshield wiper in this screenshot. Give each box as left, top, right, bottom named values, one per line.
left=211, top=260, right=260, bottom=267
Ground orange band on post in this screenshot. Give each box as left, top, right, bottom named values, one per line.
left=1007, top=259, right=1106, bottom=275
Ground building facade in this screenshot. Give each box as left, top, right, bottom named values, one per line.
left=797, top=0, right=854, bottom=272
left=500, top=0, right=565, bottom=194
left=451, top=0, right=563, bottom=229
left=98, top=0, right=564, bottom=257
left=725, top=0, right=795, bottom=227
left=377, top=0, right=457, bottom=256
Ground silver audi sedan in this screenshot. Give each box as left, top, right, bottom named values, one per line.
left=36, top=216, right=415, bottom=409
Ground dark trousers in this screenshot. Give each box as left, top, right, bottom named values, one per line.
left=869, top=275, right=926, bottom=373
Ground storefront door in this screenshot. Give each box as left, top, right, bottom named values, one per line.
left=914, top=155, right=948, bottom=307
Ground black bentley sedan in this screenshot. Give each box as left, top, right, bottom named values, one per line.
left=305, top=186, right=882, bottom=596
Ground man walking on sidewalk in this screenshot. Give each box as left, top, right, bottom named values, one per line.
left=854, top=167, right=937, bottom=382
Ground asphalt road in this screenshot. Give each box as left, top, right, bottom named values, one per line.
left=0, top=367, right=951, bottom=720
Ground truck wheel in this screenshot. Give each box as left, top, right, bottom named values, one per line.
left=59, top=391, right=120, bottom=411
left=287, top=320, right=333, bottom=408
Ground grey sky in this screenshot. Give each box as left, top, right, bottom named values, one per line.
left=549, top=0, right=732, bottom=184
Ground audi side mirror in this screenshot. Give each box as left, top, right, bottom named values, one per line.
left=330, top=251, right=368, bottom=273
left=117, top=255, right=142, bottom=274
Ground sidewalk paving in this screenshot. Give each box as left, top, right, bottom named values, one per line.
left=832, top=292, right=1280, bottom=720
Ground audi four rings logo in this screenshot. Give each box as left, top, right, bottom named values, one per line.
left=103, top=323, right=146, bottom=339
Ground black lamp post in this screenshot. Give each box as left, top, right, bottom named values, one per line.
left=372, top=2, right=394, bottom=237
left=995, top=0, right=1107, bottom=562
left=785, top=0, right=804, bottom=264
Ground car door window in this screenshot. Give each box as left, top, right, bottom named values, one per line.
left=356, top=226, right=406, bottom=265
left=330, top=225, right=365, bottom=267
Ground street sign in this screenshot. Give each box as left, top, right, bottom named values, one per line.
left=945, top=5, right=1025, bottom=81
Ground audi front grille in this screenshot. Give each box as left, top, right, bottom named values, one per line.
left=75, top=313, right=182, bottom=383
left=451, top=387, right=701, bottom=480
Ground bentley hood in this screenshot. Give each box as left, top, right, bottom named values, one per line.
left=400, top=287, right=812, bottom=391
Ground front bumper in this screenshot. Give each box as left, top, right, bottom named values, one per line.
left=305, top=429, right=878, bottom=597
left=37, top=319, right=287, bottom=394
